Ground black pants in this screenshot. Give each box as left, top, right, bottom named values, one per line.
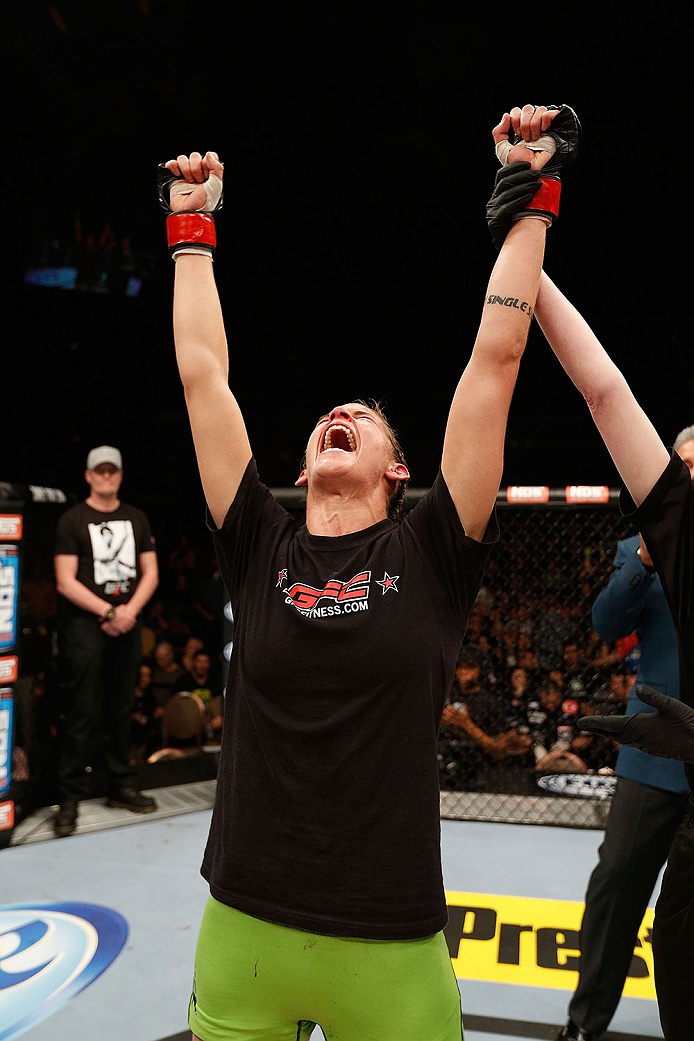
left=653, top=813, right=694, bottom=1040
left=568, top=776, right=685, bottom=1036
left=57, top=612, right=142, bottom=801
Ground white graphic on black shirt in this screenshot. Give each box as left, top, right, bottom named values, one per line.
left=281, top=570, right=371, bottom=618
left=88, top=519, right=137, bottom=590
left=376, top=572, right=400, bottom=594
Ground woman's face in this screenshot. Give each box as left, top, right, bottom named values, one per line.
left=297, top=403, right=408, bottom=497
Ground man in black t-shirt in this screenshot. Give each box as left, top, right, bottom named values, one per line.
left=53, top=445, right=160, bottom=836
left=534, top=269, right=694, bottom=1039
left=577, top=454, right=694, bottom=1041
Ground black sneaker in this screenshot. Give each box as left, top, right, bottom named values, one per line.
left=106, top=787, right=157, bottom=813
left=54, top=800, right=78, bottom=837
left=557, top=1021, right=598, bottom=1041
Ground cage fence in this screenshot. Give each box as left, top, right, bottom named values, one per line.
left=438, top=488, right=636, bottom=829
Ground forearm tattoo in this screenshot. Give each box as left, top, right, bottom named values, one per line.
left=486, top=294, right=534, bottom=320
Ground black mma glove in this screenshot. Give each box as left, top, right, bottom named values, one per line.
left=530, top=104, right=581, bottom=177
left=486, top=162, right=542, bottom=249
left=577, top=685, right=694, bottom=763
left=157, top=161, right=224, bottom=259
left=491, top=104, right=581, bottom=247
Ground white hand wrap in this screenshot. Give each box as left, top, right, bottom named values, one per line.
left=169, top=173, right=223, bottom=212
left=495, top=134, right=557, bottom=166
left=172, top=246, right=215, bottom=260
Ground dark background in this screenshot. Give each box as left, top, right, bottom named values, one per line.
left=5, top=4, right=686, bottom=558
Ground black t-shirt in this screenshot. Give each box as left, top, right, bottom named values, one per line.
left=622, top=450, right=694, bottom=787
left=204, top=458, right=497, bottom=939
left=55, top=501, right=155, bottom=609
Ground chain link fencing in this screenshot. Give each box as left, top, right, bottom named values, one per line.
left=436, top=487, right=636, bottom=829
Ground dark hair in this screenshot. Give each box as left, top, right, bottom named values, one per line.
left=357, top=399, right=409, bottom=522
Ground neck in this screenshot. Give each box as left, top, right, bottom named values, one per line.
left=85, top=493, right=120, bottom=512
left=305, top=485, right=389, bottom=536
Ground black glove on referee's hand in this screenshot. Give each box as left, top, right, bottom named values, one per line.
left=486, top=161, right=542, bottom=249
left=577, top=685, right=694, bottom=763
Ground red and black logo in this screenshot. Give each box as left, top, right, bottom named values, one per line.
left=283, top=571, right=371, bottom=612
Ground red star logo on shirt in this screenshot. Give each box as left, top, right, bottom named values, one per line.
left=377, top=571, right=399, bottom=595
left=276, top=568, right=288, bottom=587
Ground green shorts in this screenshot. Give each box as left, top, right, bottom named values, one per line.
left=189, top=896, right=464, bottom=1041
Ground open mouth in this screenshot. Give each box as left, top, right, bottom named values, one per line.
left=320, top=424, right=357, bottom=453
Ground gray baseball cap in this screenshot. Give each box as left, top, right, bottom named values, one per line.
left=86, top=446, right=123, bottom=470
left=674, top=426, right=694, bottom=452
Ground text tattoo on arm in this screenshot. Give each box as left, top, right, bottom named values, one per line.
left=486, top=294, right=534, bottom=320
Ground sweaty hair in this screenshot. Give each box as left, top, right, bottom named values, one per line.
left=300, top=399, right=410, bottom=522
left=356, top=399, right=410, bottom=522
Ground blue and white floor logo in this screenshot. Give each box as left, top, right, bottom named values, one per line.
left=0, top=901, right=128, bottom=1040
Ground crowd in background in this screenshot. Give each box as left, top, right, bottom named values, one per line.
left=127, top=535, right=229, bottom=762
left=24, top=213, right=155, bottom=297
left=438, top=577, right=635, bottom=791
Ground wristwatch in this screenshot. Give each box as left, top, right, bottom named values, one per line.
left=101, top=606, right=116, bottom=622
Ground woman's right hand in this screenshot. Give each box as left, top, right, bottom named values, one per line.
left=164, top=151, right=224, bottom=212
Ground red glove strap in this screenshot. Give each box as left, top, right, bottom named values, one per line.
left=166, top=212, right=217, bottom=250
left=525, top=177, right=561, bottom=219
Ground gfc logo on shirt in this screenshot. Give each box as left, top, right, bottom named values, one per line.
left=0, top=902, right=128, bottom=1040
left=278, top=570, right=372, bottom=618
left=277, top=569, right=402, bottom=619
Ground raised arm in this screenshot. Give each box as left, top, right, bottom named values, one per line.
left=534, top=272, right=669, bottom=506
left=163, top=152, right=252, bottom=529
left=442, top=104, right=568, bottom=541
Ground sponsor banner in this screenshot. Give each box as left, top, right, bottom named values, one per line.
left=0, top=902, right=128, bottom=1041
left=0, top=691, right=12, bottom=796
left=506, top=486, right=550, bottom=504
left=0, top=548, right=19, bottom=652
left=565, top=485, right=610, bottom=504
left=27, top=486, right=67, bottom=504
left=0, top=658, right=18, bottom=684
left=0, top=517, right=22, bottom=541
left=0, top=801, right=14, bottom=830
left=536, top=773, right=617, bottom=799
left=445, top=891, right=655, bottom=1000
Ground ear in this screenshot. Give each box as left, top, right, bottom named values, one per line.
left=84, top=469, right=94, bottom=486
left=385, top=462, right=410, bottom=483
left=294, top=469, right=308, bottom=488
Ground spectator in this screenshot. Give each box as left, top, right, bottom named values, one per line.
left=130, top=662, right=158, bottom=762
left=181, top=636, right=204, bottom=674
left=150, top=640, right=184, bottom=708
left=174, top=648, right=224, bottom=740
left=167, top=533, right=197, bottom=586
left=529, top=679, right=587, bottom=775
left=53, top=445, right=159, bottom=837
left=562, top=639, right=598, bottom=702
left=440, top=647, right=532, bottom=771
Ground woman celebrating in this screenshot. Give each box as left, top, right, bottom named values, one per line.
left=161, top=103, right=574, bottom=1041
